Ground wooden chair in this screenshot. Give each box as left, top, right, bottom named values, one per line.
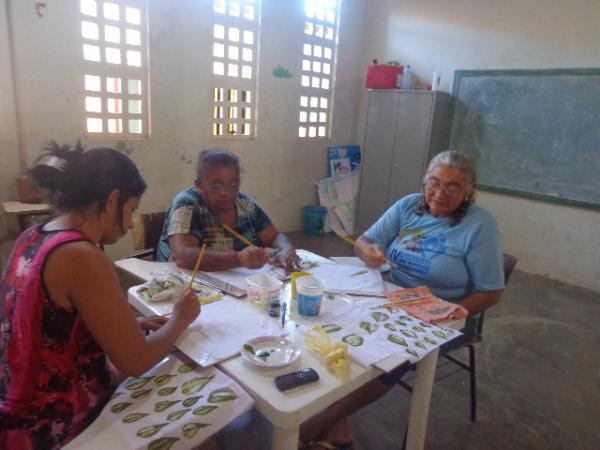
left=130, top=211, right=166, bottom=260
left=399, top=253, right=518, bottom=424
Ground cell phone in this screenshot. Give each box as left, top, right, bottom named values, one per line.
left=274, top=368, right=319, bottom=392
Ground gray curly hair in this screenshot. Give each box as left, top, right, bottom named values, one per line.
left=415, top=150, right=477, bottom=226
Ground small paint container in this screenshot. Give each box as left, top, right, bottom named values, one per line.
left=246, top=274, right=283, bottom=310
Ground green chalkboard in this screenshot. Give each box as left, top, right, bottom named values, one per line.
left=449, top=69, right=600, bottom=210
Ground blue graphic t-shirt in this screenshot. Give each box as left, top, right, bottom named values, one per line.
left=156, top=189, right=272, bottom=262
left=364, top=193, right=504, bottom=301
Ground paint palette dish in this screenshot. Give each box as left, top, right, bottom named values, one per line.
left=241, top=336, right=300, bottom=368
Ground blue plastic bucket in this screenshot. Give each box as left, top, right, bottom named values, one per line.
left=302, top=205, right=327, bottom=235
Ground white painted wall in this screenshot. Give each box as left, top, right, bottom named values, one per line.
left=0, top=0, right=367, bottom=260
left=359, top=0, right=600, bottom=292
left=0, top=0, right=20, bottom=259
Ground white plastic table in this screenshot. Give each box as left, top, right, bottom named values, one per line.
left=115, top=251, right=463, bottom=450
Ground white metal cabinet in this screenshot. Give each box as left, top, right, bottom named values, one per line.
left=356, top=90, right=449, bottom=231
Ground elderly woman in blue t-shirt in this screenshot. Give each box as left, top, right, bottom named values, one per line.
left=300, top=150, right=505, bottom=450
left=356, top=150, right=504, bottom=314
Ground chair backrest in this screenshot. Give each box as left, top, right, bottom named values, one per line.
left=131, top=211, right=166, bottom=254
left=475, top=252, right=517, bottom=339
left=503, top=253, right=518, bottom=284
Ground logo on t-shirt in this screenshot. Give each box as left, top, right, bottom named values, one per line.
left=389, top=229, right=447, bottom=278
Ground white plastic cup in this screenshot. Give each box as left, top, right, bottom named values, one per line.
left=296, top=276, right=326, bottom=316
left=245, top=274, right=282, bottom=310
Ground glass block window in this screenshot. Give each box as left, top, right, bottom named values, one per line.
left=298, top=0, right=340, bottom=138
left=81, top=0, right=149, bottom=138
left=212, top=0, right=260, bottom=138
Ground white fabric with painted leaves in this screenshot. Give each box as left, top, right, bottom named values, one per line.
left=99, top=355, right=253, bottom=450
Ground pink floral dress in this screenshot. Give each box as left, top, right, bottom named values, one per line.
left=0, top=225, right=115, bottom=449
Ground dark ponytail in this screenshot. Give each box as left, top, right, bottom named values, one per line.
left=31, top=141, right=147, bottom=229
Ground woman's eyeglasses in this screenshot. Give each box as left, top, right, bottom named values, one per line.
left=206, top=182, right=240, bottom=193
left=423, top=179, right=462, bottom=197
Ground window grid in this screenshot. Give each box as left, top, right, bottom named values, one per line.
left=81, top=0, right=149, bottom=138
left=212, top=0, right=260, bottom=138
left=298, top=0, right=340, bottom=139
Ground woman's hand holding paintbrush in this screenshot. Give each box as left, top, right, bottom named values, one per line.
left=161, top=244, right=206, bottom=321
left=222, top=223, right=299, bottom=271
left=339, top=234, right=399, bottom=270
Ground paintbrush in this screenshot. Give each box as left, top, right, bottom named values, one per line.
left=162, top=243, right=207, bottom=318
left=188, top=243, right=207, bottom=289
left=222, top=223, right=280, bottom=258
left=222, top=223, right=256, bottom=248
left=336, top=233, right=399, bottom=269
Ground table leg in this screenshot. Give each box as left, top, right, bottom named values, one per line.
left=405, top=347, right=439, bottom=450
left=271, top=425, right=300, bottom=450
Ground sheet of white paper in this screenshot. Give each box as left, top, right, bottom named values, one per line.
left=317, top=172, right=359, bottom=235
left=308, top=262, right=385, bottom=296
left=182, top=298, right=283, bottom=361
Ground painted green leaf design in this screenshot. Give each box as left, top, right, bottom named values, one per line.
left=384, top=323, right=397, bottom=332
left=137, top=423, right=169, bottom=438
left=182, top=422, right=211, bottom=439
left=407, top=348, right=419, bottom=358
left=412, top=325, right=426, bottom=333
left=132, top=388, right=152, bottom=399
left=415, top=341, right=427, bottom=350
left=419, top=321, right=432, bottom=328
left=342, top=334, right=363, bottom=346
left=360, top=321, right=378, bottom=334
left=158, top=387, right=177, bottom=396
left=395, top=320, right=407, bottom=327
left=123, top=412, right=149, bottom=423
left=111, top=402, right=133, bottom=414
left=432, top=330, right=446, bottom=339
left=208, top=387, right=238, bottom=403
left=154, top=400, right=180, bottom=412
left=371, top=312, right=389, bottom=322
left=243, top=344, right=255, bottom=354
left=125, top=376, right=154, bottom=390
left=398, top=315, right=413, bottom=322
left=192, top=405, right=218, bottom=416
left=167, top=409, right=190, bottom=421
left=181, top=376, right=214, bottom=395
left=424, top=336, right=437, bottom=345
left=387, top=334, right=407, bottom=347
left=322, top=324, right=342, bottom=333
left=177, top=363, right=197, bottom=374
left=155, top=374, right=177, bottom=386
left=385, top=306, right=400, bottom=313
left=272, top=65, right=293, bottom=78
left=182, top=396, right=203, bottom=408
left=148, top=437, right=179, bottom=450
left=110, top=391, right=123, bottom=401
left=400, top=329, right=418, bottom=338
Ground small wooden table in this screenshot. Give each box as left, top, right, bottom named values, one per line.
left=2, top=201, right=53, bottom=232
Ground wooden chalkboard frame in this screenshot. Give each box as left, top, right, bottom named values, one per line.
left=450, top=68, right=600, bottom=211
